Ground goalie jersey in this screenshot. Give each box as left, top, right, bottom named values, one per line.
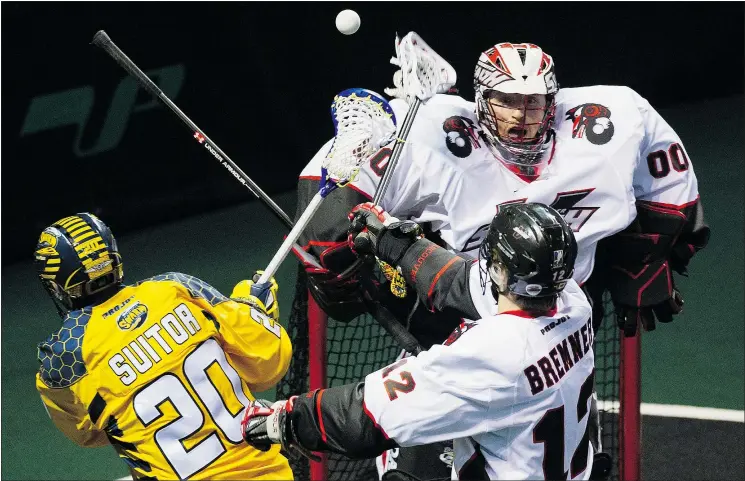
left=297, top=86, right=703, bottom=286
left=291, top=279, right=596, bottom=480
left=36, top=273, right=292, bottom=480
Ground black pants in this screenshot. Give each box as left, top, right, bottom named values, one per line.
left=377, top=441, right=454, bottom=481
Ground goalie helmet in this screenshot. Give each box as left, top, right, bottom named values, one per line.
left=474, top=42, right=558, bottom=179
left=479, top=203, right=576, bottom=299
left=34, top=213, right=123, bottom=317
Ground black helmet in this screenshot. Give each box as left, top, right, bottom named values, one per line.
left=479, top=203, right=576, bottom=298
left=34, top=213, right=123, bottom=317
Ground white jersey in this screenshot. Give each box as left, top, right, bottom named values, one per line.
left=362, top=279, right=596, bottom=480
left=300, top=86, right=700, bottom=285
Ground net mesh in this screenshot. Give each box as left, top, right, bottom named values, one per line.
left=277, top=267, right=626, bottom=481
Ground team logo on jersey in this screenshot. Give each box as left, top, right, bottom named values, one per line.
left=566, top=103, right=614, bottom=145
left=550, top=189, right=600, bottom=232
left=490, top=189, right=599, bottom=236
left=117, top=301, right=148, bottom=331
left=442, top=116, right=481, bottom=158
left=444, top=320, right=478, bottom=346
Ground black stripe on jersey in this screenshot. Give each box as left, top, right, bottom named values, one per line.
left=87, top=393, right=106, bottom=424
left=104, top=415, right=138, bottom=452
left=201, top=309, right=220, bottom=330
left=122, top=456, right=152, bottom=473
left=458, top=442, right=489, bottom=480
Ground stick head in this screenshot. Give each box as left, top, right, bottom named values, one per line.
left=394, top=32, right=457, bottom=104
left=323, top=88, right=397, bottom=182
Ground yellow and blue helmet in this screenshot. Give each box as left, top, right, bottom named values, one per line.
left=34, top=213, right=123, bottom=316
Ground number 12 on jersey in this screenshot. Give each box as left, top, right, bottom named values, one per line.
left=533, top=370, right=595, bottom=480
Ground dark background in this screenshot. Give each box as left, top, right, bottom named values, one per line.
left=2, top=2, right=743, bottom=264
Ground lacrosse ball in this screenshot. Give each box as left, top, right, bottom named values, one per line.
left=336, top=9, right=360, bottom=35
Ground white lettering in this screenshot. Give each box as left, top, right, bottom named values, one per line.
left=109, top=353, right=137, bottom=385
left=137, top=335, right=162, bottom=363
left=162, top=313, right=189, bottom=345
left=174, top=304, right=201, bottom=335
left=123, top=343, right=153, bottom=373
left=144, top=324, right=173, bottom=354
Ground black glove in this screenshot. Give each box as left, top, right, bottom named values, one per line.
left=306, top=265, right=368, bottom=322
left=610, top=258, right=684, bottom=336
left=605, top=202, right=688, bottom=336
left=347, top=202, right=423, bottom=265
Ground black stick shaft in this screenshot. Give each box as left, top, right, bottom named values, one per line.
left=91, top=30, right=293, bottom=229
left=373, top=97, right=421, bottom=205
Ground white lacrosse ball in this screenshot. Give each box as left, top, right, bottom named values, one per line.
left=335, top=9, right=360, bottom=35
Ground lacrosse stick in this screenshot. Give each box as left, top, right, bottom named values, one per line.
left=376, top=31, right=457, bottom=204
left=90, top=30, right=321, bottom=270
left=365, top=32, right=458, bottom=299
left=256, top=88, right=397, bottom=285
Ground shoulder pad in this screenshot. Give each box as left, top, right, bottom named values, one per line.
left=394, top=94, right=485, bottom=161
left=139, top=272, right=229, bottom=307
left=38, top=309, right=92, bottom=388
left=555, top=86, right=643, bottom=148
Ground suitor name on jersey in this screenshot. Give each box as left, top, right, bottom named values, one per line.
left=107, top=302, right=203, bottom=386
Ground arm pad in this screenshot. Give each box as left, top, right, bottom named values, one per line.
left=397, top=239, right=480, bottom=319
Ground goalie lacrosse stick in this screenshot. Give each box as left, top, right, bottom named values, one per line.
left=256, top=88, right=397, bottom=285
left=90, top=30, right=321, bottom=270
left=376, top=31, right=457, bottom=204
left=361, top=32, right=458, bottom=299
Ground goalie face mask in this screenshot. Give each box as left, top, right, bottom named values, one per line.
left=34, top=213, right=123, bottom=317
left=474, top=42, right=558, bottom=179
left=478, top=203, right=576, bottom=299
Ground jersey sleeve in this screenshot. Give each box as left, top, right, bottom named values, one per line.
left=621, top=91, right=709, bottom=269
left=631, top=88, right=699, bottom=206
left=211, top=299, right=292, bottom=394
left=362, top=331, right=516, bottom=447
left=290, top=324, right=516, bottom=457
left=159, top=273, right=292, bottom=394
left=36, top=374, right=109, bottom=448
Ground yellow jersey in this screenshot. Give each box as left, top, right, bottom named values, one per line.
left=36, top=272, right=293, bottom=480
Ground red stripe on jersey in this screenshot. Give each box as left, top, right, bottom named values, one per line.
left=315, top=389, right=328, bottom=443
left=298, top=175, right=373, bottom=200
left=362, top=399, right=391, bottom=440
left=501, top=307, right=558, bottom=318
left=637, top=195, right=699, bottom=211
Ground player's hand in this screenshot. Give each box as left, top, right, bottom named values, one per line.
left=608, top=258, right=684, bottom=337
left=241, top=398, right=291, bottom=451
left=348, top=202, right=423, bottom=265
left=604, top=202, right=690, bottom=337
left=231, top=271, right=279, bottom=321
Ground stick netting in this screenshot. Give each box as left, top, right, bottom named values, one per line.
left=276, top=267, right=627, bottom=481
